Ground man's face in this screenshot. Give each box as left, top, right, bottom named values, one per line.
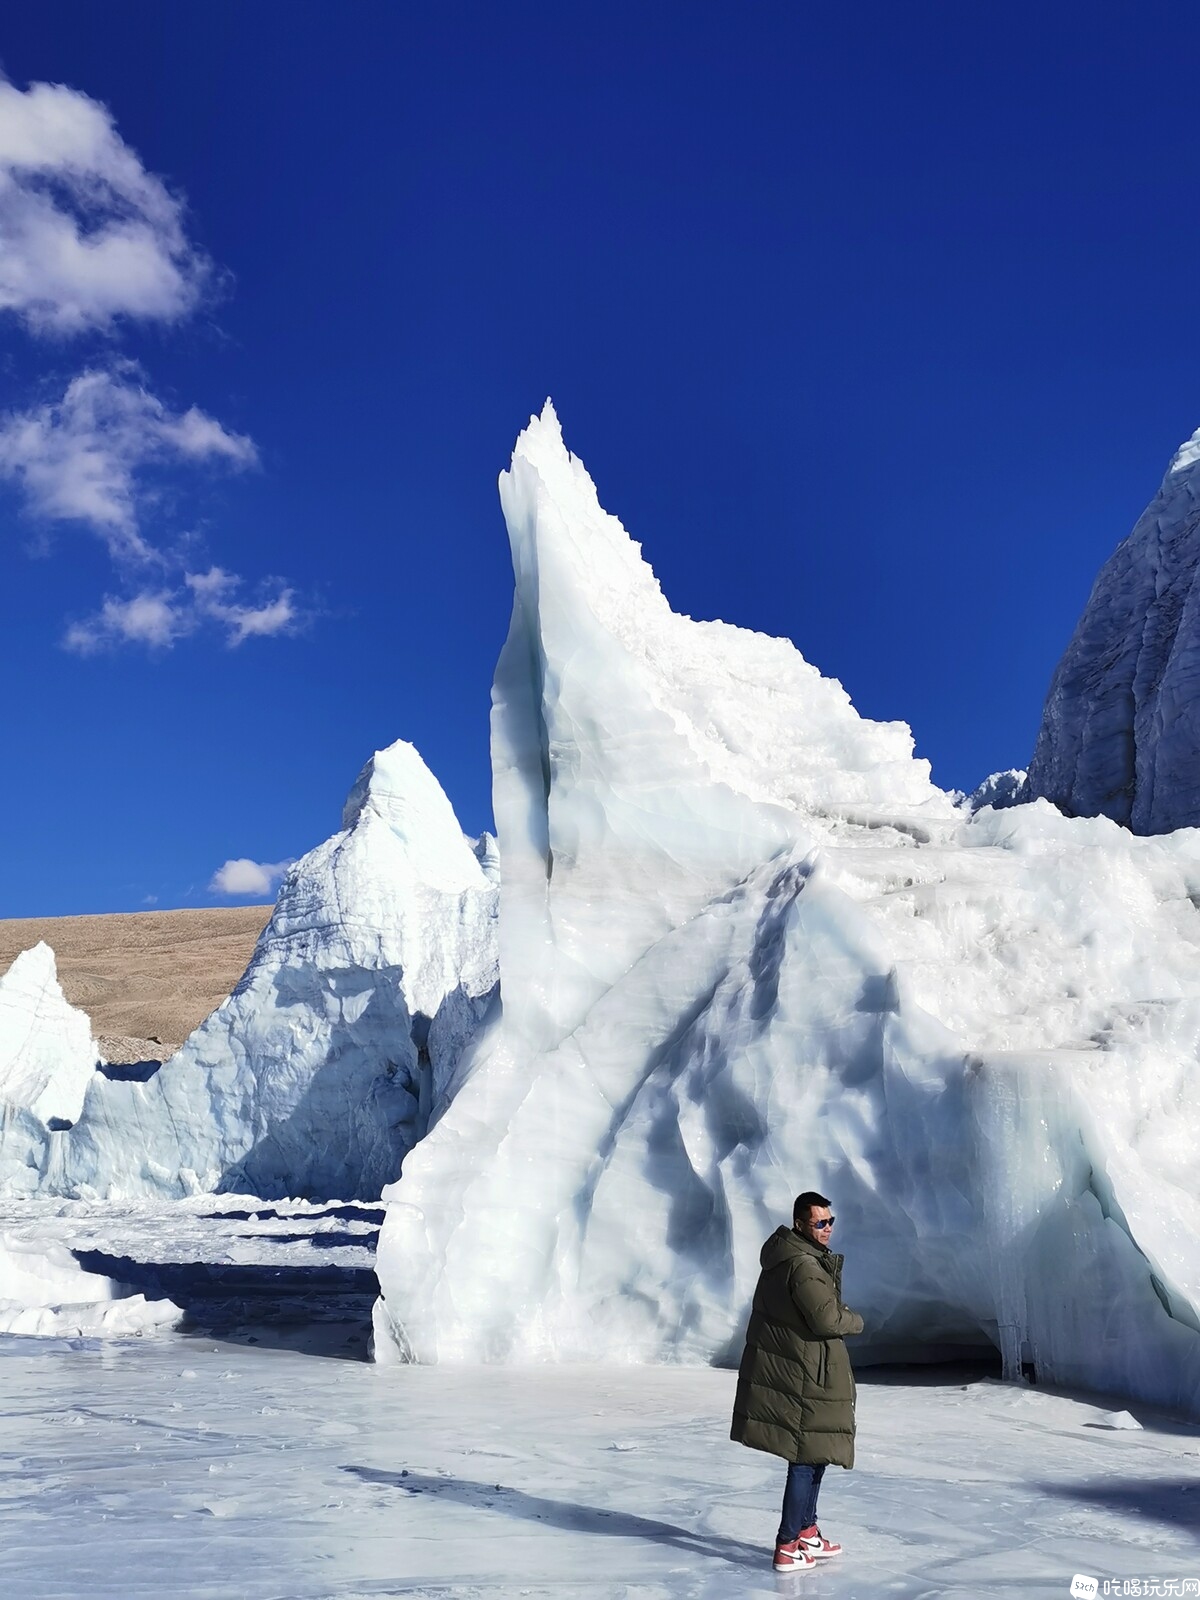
left=798, top=1205, right=834, bottom=1246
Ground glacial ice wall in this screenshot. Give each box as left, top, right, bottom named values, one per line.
left=0, top=943, right=98, bottom=1126
left=3, top=741, right=498, bottom=1202
left=1027, top=428, right=1200, bottom=833
left=490, top=402, right=949, bottom=1059
left=374, top=404, right=1200, bottom=1417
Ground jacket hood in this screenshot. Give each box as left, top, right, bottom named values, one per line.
left=760, top=1225, right=842, bottom=1273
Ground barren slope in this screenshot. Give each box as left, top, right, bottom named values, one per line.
left=0, top=906, right=271, bottom=1061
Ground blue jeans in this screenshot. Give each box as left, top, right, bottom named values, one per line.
left=778, top=1461, right=825, bottom=1543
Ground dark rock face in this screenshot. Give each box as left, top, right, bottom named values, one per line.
left=1027, top=432, right=1200, bottom=835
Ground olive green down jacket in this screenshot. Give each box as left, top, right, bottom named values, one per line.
left=730, top=1226, right=864, bottom=1469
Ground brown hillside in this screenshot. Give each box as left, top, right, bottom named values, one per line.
left=0, top=905, right=272, bottom=1062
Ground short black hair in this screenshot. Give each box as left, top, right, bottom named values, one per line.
left=793, top=1191, right=831, bottom=1225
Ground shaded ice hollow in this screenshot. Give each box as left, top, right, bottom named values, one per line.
left=0, top=740, right=498, bottom=1201
left=1027, top=425, right=1200, bottom=832
left=375, top=402, right=1200, bottom=1418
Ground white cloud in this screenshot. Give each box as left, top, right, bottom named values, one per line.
left=0, top=365, right=256, bottom=561
left=63, top=588, right=190, bottom=653
left=62, top=567, right=299, bottom=655
left=0, top=78, right=304, bottom=656
left=0, top=76, right=210, bottom=334
left=209, top=858, right=292, bottom=898
left=185, top=565, right=297, bottom=644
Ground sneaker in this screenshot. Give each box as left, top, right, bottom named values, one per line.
left=773, top=1537, right=816, bottom=1571
left=796, top=1525, right=842, bottom=1559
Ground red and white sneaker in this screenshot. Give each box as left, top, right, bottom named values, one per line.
left=773, top=1537, right=817, bottom=1571
left=796, top=1525, right=842, bottom=1559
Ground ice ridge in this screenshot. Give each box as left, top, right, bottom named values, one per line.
left=2, top=740, right=498, bottom=1202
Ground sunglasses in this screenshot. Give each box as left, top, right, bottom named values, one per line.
left=811, top=1218, right=835, bottom=1229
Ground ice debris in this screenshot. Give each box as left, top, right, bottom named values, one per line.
left=0, top=1229, right=180, bottom=1337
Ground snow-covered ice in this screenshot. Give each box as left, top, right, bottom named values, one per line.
left=0, top=1193, right=380, bottom=1274
left=0, top=942, right=98, bottom=1126
left=1, top=740, right=497, bottom=1202
left=1028, top=425, right=1200, bottom=833
left=0, top=1331, right=1196, bottom=1600
left=0, top=1194, right=378, bottom=1355
left=964, top=768, right=1027, bottom=812
left=0, top=1228, right=180, bottom=1339
left=375, top=404, right=1200, bottom=1419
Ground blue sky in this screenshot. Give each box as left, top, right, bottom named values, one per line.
left=2, top=2, right=1199, bottom=916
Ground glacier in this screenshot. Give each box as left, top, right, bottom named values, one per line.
left=374, top=403, right=1200, bottom=1417
left=1027, top=426, right=1200, bottom=832
left=2, top=400, right=1198, bottom=1418
left=0, top=740, right=498, bottom=1202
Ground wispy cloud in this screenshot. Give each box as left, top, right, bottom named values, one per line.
left=185, top=566, right=297, bottom=644
left=0, top=365, right=256, bottom=561
left=209, top=857, right=292, bottom=898
left=0, top=75, right=302, bottom=655
left=63, top=589, right=189, bottom=652
left=63, top=567, right=299, bottom=654
left=0, top=76, right=210, bottom=335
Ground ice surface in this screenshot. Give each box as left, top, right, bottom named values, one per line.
left=1028, top=427, right=1200, bottom=832
left=3, top=740, right=498, bottom=1201
left=375, top=404, right=1200, bottom=1417
left=0, top=942, right=98, bottom=1125
left=1, top=1328, right=1196, bottom=1600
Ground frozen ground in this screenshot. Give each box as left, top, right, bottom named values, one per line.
left=1, top=1337, right=1197, bottom=1600
left=0, top=1202, right=1195, bottom=1597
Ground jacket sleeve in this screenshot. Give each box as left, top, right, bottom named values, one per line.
left=788, top=1258, right=865, bottom=1338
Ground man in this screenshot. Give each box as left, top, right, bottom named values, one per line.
left=730, top=1191, right=864, bottom=1572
